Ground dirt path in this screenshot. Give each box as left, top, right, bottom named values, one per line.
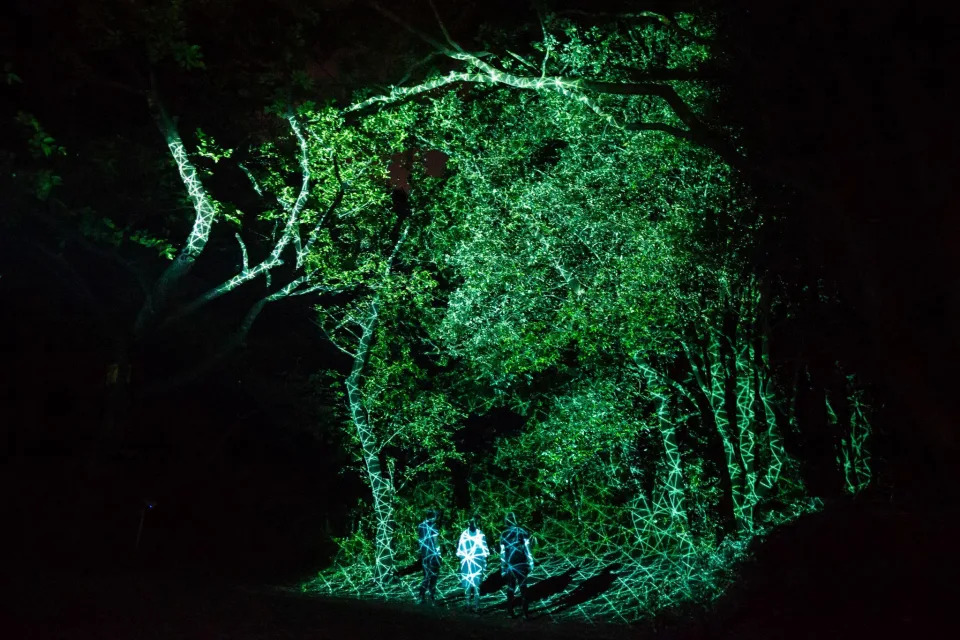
left=0, top=570, right=639, bottom=640
left=2, top=502, right=954, bottom=639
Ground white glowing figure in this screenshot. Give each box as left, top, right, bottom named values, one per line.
left=456, top=524, right=489, bottom=610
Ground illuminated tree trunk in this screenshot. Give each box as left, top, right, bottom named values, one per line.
left=683, top=280, right=802, bottom=532
left=107, top=102, right=330, bottom=424
left=826, top=380, right=872, bottom=495
left=344, top=296, right=396, bottom=586
left=679, top=368, right=737, bottom=535
left=845, top=384, right=872, bottom=494
left=728, top=340, right=761, bottom=529
left=134, top=97, right=218, bottom=336
left=686, top=335, right=750, bottom=529
left=754, top=329, right=787, bottom=499
left=335, top=226, right=409, bottom=587
left=639, top=366, right=690, bottom=535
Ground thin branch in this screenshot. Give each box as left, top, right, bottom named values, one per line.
left=238, top=163, right=264, bottom=197
left=383, top=222, right=410, bottom=277
left=361, top=3, right=741, bottom=163
left=538, top=12, right=551, bottom=79
left=275, top=113, right=312, bottom=269
left=426, top=0, right=459, bottom=52
left=395, top=52, right=444, bottom=86
left=506, top=49, right=539, bottom=72
left=369, top=1, right=452, bottom=56
left=143, top=274, right=335, bottom=398
left=287, top=281, right=348, bottom=298
left=235, top=233, right=249, bottom=273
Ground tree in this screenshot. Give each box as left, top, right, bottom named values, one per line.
left=4, top=0, right=878, bottom=614
left=307, top=6, right=873, bottom=617
left=0, top=0, right=362, bottom=458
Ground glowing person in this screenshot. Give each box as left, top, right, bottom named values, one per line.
left=499, top=512, right=534, bottom=617
left=456, top=516, right=490, bottom=611
left=417, top=508, right=442, bottom=604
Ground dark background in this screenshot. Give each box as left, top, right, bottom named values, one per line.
left=0, top=1, right=957, bottom=624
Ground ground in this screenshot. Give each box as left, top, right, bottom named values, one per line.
left=2, top=499, right=955, bottom=639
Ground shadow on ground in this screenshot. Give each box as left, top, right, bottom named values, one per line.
left=1, top=500, right=956, bottom=639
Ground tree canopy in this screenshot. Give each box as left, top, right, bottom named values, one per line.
left=2, top=0, right=879, bottom=622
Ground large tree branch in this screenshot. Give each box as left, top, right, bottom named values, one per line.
left=135, top=86, right=219, bottom=336
left=359, top=4, right=741, bottom=164
left=346, top=71, right=495, bottom=113
left=167, top=114, right=316, bottom=323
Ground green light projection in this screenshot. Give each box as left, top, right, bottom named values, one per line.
left=417, top=512, right=442, bottom=603
left=298, top=8, right=874, bottom=623
left=500, top=518, right=534, bottom=616
left=149, top=93, right=435, bottom=591
left=166, top=134, right=217, bottom=262
left=345, top=294, right=399, bottom=587
left=139, top=103, right=360, bottom=354
left=828, top=379, right=873, bottom=495
left=174, top=115, right=321, bottom=320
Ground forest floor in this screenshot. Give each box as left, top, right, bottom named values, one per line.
left=2, top=499, right=956, bottom=639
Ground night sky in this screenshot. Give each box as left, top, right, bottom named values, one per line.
left=1, top=0, right=958, bottom=635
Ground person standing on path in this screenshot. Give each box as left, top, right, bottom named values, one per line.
left=499, top=512, right=534, bottom=617
left=417, top=509, right=442, bottom=604
left=456, top=515, right=490, bottom=611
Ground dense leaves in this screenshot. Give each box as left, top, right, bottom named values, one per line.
left=2, top=0, right=876, bottom=619
left=305, top=10, right=871, bottom=617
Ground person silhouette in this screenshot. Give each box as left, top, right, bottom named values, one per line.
left=499, top=512, right=534, bottom=617
left=417, top=509, right=442, bottom=604
left=456, top=515, right=490, bottom=611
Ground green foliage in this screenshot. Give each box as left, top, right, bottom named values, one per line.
left=12, top=112, right=67, bottom=200
left=72, top=211, right=177, bottom=259
left=306, top=8, right=873, bottom=621
left=240, top=101, right=419, bottom=287
left=14, top=112, right=64, bottom=159
left=129, top=230, right=177, bottom=260
left=2, top=0, right=876, bottom=620
left=172, top=43, right=206, bottom=70
left=139, top=0, right=205, bottom=70
left=193, top=128, right=233, bottom=165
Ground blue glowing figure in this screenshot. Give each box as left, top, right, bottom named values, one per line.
left=500, top=512, right=534, bottom=617
left=417, top=509, right=441, bottom=604
left=456, top=517, right=490, bottom=611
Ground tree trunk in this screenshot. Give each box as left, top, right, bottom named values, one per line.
left=686, top=380, right=737, bottom=537
left=345, top=297, right=396, bottom=586
left=702, top=331, right=750, bottom=530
